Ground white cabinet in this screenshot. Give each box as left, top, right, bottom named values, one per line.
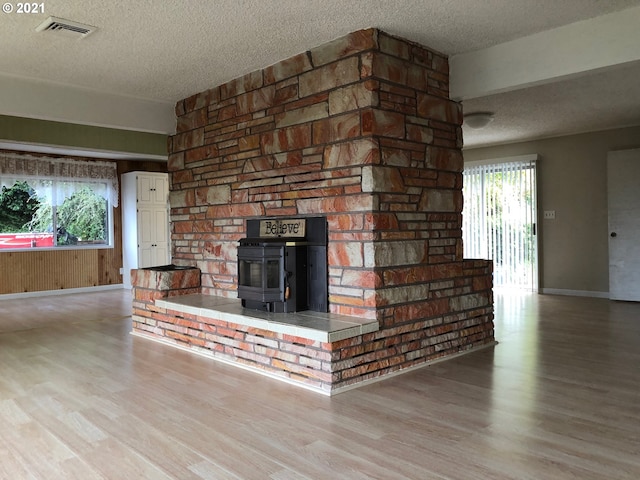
left=121, top=171, right=170, bottom=288
left=135, top=174, right=168, bottom=205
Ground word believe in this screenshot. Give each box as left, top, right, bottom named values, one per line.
left=259, top=219, right=306, bottom=238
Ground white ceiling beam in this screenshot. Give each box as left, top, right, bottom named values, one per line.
left=450, top=5, right=640, bottom=101
left=0, top=74, right=176, bottom=134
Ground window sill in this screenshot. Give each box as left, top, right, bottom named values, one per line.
left=0, top=244, right=114, bottom=253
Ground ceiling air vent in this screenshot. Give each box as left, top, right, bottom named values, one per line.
left=35, top=16, right=97, bottom=39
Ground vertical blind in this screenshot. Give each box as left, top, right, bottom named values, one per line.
left=463, top=156, right=538, bottom=290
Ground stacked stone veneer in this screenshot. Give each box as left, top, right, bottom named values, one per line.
left=131, top=267, right=201, bottom=303
left=139, top=28, right=494, bottom=391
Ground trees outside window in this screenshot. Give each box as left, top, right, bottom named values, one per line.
left=0, top=180, right=111, bottom=249
left=0, top=181, right=41, bottom=233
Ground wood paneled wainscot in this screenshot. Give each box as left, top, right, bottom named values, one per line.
left=0, top=249, right=119, bottom=294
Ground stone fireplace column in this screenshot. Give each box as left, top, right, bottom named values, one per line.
left=167, top=28, right=494, bottom=389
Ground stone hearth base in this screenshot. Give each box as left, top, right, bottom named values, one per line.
left=131, top=261, right=495, bottom=395
left=132, top=293, right=381, bottom=395
left=132, top=292, right=496, bottom=395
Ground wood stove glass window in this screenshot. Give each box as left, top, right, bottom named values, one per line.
left=266, top=259, right=279, bottom=288
left=239, top=258, right=280, bottom=288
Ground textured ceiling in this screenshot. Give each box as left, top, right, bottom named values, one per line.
left=2, top=0, right=640, bottom=148
left=462, top=61, right=640, bottom=148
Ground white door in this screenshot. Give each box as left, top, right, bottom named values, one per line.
left=608, top=149, right=640, bottom=301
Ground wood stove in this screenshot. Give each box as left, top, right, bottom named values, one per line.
left=237, top=217, right=327, bottom=313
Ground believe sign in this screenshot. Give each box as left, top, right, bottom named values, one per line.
left=259, top=219, right=306, bottom=238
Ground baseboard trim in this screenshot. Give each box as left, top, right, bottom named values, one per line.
left=0, top=283, right=125, bottom=300
left=540, top=288, right=609, bottom=299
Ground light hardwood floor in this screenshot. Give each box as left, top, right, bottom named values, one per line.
left=0, top=289, right=638, bottom=479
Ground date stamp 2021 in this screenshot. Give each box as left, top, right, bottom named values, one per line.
left=3, top=2, right=45, bottom=14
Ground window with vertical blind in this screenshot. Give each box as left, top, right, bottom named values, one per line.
left=463, top=155, right=538, bottom=290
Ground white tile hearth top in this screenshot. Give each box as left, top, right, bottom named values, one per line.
left=155, top=294, right=379, bottom=343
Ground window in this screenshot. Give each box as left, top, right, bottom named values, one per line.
left=0, top=154, right=118, bottom=250
left=463, top=155, right=538, bottom=290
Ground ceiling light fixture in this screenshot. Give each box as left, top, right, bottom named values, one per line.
left=463, top=112, right=494, bottom=129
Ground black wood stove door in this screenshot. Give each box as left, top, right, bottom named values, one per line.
left=237, top=244, right=284, bottom=303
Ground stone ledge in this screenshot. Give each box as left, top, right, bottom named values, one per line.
left=154, top=294, right=379, bottom=342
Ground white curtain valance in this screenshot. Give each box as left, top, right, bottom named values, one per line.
left=0, top=153, right=119, bottom=207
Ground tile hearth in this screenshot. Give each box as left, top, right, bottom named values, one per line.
left=155, top=294, right=379, bottom=342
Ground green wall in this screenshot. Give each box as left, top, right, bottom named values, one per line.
left=0, top=115, right=168, bottom=158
